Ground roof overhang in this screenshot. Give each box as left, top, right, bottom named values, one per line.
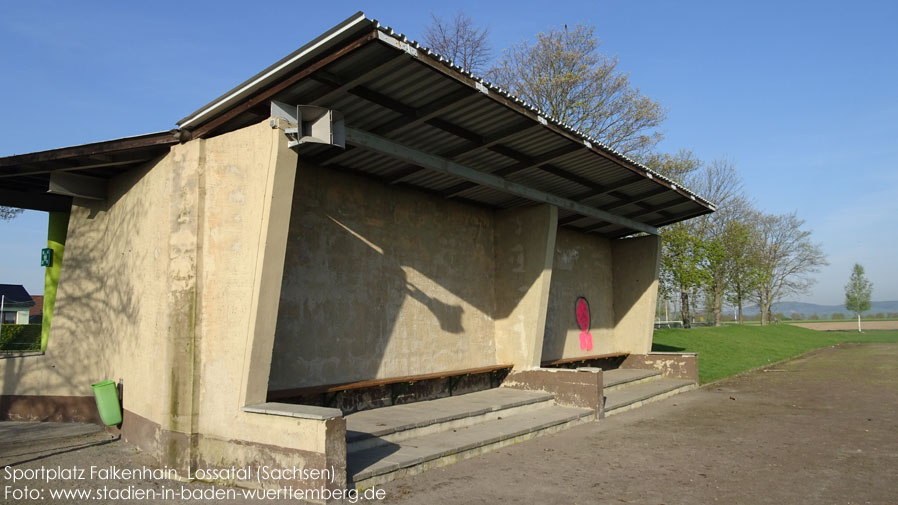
left=0, top=12, right=714, bottom=236
left=0, top=131, right=179, bottom=211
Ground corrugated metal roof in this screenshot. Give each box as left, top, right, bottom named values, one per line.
left=171, top=13, right=714, bottom=236
left=0, top=12, right=714, bottom=236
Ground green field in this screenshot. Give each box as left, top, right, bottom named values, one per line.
left=652, top=325, right=898, bottom=384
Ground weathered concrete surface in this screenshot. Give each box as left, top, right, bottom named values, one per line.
left=270, top=163, right=498, bottom=389
left=542, top=228, right=615, bottom=361
left=493, top=204, right=557, bottom=369
left=621, top=352, right=699, bottom=382
left=611, top=234, right=660, bottom=355
left=0, top=121, right=341, bottom=492
left=372, top=343, right=898, bottom=504
left=502, top=368, right=602, bottom=413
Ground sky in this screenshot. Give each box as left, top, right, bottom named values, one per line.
left=1, top=0, right=896, bottom=305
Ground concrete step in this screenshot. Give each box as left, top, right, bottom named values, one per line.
left=346, top=388, right=554, bottom=453
left=604, top=378, right=696, bottom=416
left=348, top=404, right=594, bottom=489
left=594, top=368, right=662, bottom=392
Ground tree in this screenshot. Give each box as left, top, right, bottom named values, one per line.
left=790, top=312, right=802, bottom=320
left=809, top=313, right=820, bottom=320
left=660, top=223, right=709, bottom=328
left=488, top=23, right=666, bottom=157
left=424, top=12, right=491, bottom=74
left=1, top=207, right=23, bottom=221
left=844, top=263, right=873, bottom=332
left=831, top=312, right=845, bottom=320
left=754, top=212, right=827, bottom=325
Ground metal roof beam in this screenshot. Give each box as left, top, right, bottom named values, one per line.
left=345, top=127, right=658, bottom=236
left=305, top=53, right=408, bottom=104
left=558, top=214, right=586, bottom=226
left=570, top=174, right=645, bottom=201
left=390, top=121, right=538, bottom=184
left=441, top=144, right=580, bottom=198
left=599, top=187, right=671, bottom=212
left=372, top=89, right=479, bottom=135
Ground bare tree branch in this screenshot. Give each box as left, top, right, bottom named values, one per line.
left=424, top=12, right=491, bottom=75
left=0, top=206, right=24, bottom=221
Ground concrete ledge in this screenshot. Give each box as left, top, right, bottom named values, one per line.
left=243, top=402, right=343, bottom=420
left=621, top=353, right=699, bottom=382
left=0, top=394, right=102, bottom=424
left=0, top=352, right=45, bottom=359
left=501, top=368, right=602, bottom=414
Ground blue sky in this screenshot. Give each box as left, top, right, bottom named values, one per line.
left=1, top=1, right=896, bottom=305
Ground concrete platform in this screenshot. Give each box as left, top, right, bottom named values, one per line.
left=349, top=404, right=593, bottom=488
left=598, top=368, right=662, bottom=391
left=346, top=388, right=553, bottom=452
left=604, top=378, right=696, bottom=415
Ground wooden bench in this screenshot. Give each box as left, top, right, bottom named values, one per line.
left=540, top=352, right=629, bottom=368
left=267, top=364, right=514, bottom=404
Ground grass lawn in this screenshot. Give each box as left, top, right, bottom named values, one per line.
left=652, top=325, right=898, bottom=384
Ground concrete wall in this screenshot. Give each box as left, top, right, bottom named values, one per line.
left=0, top=121, right=343, bottom=491
left=541, top=231, right=661, bottom=361
left=0, top=152, right=174, bottom=430
left=493, top=205, right=557, bottom=369
left=542, top=228, right=616, bottom=361
left=611, top=235, right=661, bottom=355
left=269, top=164, right=498, bottom=389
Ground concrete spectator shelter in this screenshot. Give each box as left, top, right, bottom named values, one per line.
left=0, top=12, right=713, bottom=494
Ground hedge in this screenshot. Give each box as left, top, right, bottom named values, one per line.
left=0, top=324, right=42, bottom=351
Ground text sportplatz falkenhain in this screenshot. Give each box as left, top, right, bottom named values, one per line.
left=4, top=464, right=335, bottom=484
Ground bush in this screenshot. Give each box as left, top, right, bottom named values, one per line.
left=0, top=324, right=42, bottom=351
left=809, top=314, right=820, bottom=320
left=831, top=312, right=846, bottom=320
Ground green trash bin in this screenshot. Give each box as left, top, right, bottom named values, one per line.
left=91, top=380, right=122, bottom=426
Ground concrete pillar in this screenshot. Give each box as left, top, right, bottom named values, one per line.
left=40, top=210, right=70, bottom=351
left=493, top=204, right=558, bottom=369
left=238, top=124, right=299, bottom=406
left=161, top=138, right=204, bottom=469
left=611, top=234, right=661, bottom=355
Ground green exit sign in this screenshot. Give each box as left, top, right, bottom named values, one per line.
left=41, top=248, right=53, bottom=267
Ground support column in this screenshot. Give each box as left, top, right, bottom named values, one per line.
left=238, top=123, right=299, bottom=406
left=493, top=204, right=558, bottom=369
left=611, top=234, right=661, bottom=355
left=40, top=210, right=70, bottom=351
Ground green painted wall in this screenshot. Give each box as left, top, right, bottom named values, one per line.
left=41, top=210, right=69, bottom=351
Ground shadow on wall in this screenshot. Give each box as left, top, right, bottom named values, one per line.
left=541, top=229, right=616, bottom=361
left=541, top=231, right=660, bottom=362
left=268, top=163, right=542, bottom=389
left=1, top=160, right=154, bottom=421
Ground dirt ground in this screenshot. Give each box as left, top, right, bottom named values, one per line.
left=375, top=343, right=898, bottom=505
left=789, top=320, right=898, bottom=331
left=1, top=343, right=896, bottom=505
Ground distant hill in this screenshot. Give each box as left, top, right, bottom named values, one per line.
left=741, top=301, right=898, bottom=318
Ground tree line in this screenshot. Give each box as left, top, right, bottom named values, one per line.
left=423, top=13, right=828, bottom=327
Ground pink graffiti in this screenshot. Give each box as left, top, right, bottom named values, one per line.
left=576, top=297, right=593, bottom=351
